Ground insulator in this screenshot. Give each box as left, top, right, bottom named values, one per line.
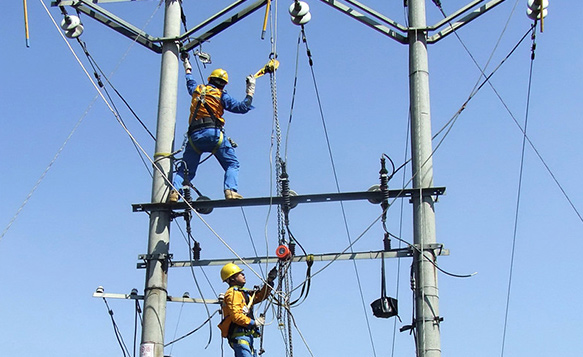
left=527, top=7, right=548, bottom=20
left=527, top=0, right=548, bottom=11
left=288, top=241, right=296, bottom=256
left=383, top=233, right=391, bottom=251
left=65, top=24, right=84, bottom=39
left=192, top=241, right=201, bottom=260
left=289, top=1, right=311, bottom=25
left=60, top=15, right=81, bottom=30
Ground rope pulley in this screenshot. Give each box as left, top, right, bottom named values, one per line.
left=276, top=244, right=291, bottom=260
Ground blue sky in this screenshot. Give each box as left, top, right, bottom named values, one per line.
left=1, top=0, right=582, bottom=356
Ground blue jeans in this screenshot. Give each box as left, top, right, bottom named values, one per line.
left=230, top=335, right=257, bottom=357
left=175, top=128, right=240, bottom=191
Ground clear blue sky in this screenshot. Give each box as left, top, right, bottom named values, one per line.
left=1, top=1, right=582, bottom=356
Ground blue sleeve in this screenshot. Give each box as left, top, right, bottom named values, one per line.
left=221, top=90, right=254, bottom=114
left=186, top=73, right=198, bottom=96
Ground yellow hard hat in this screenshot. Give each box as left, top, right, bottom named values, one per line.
left=221, top=263, right=242, bottom=281
left=208, top=68, right=229, bottom=84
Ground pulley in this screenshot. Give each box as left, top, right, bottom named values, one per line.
left=194, top=49, right=212, bottom=65
left=289, top=1, right=311, bottom=26
left=276, top=244, right=291, bottom=260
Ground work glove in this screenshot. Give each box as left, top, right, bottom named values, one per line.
left=183, top=57, right=192, bottom=73
left=267, top=266, right=277, bottom=285
left=254, top=315, right=265, bottom=327
left=245, top=75, right=256, bottom=97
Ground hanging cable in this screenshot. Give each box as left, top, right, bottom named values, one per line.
left=102, top=297, right=131, bottom=357
left=133, top=294, right=143, bottom=357
left=391, top=110, right=411, bottom=357
left=298, top=25, right=377, bottom=357
left=2, top=0, right=163, bottom=242
left=500, top=26, right=537, bottom=357
left=77, top=39, right=156, bottom=141
left=164, top=309, right=220, bottom=347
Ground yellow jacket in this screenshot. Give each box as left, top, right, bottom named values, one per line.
left=218, top=284, right=270, bottom=338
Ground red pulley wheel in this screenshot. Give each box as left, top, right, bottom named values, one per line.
left=276, top=245, right=291, bottom=260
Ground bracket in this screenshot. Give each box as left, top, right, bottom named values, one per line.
left=138, top=253, right=173, bottom=262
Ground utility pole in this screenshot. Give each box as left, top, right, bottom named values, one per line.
left=140, top=1, right=181, bottom=356
left=408, top=1, right=440, bottom=356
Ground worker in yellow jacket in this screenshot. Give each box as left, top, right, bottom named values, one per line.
left=219, top=263, right=277, bottom=357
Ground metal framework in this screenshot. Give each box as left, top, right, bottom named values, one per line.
left=132, top=187, right=446, bottom=213
left=318, top=0, right=506, bottom=44
left=137, top=246, right=449, bottom=269
left=51, top=0, right=268, bottom=53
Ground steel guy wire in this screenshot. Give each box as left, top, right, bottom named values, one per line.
left=300, top=25, right=377, bottom=357
left=430, top=3, right=582, bottom=223
left=2, top=0, right=160, bottom=242
left=391, top=110, right=412, bottom=357
left=45, top=0, right=283, bottom=306
left=500, top=27, right=537, bottom=357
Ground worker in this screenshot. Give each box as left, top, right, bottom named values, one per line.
left=219, top=263, right=277, bottom=357
left=171, top=54, right=256, bottom=202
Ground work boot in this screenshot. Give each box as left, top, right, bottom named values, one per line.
left=167, top=189, right=179, bottom=203
left=224, top=189, right=243, bottom=200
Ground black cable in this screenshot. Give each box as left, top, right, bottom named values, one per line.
left=75, top=39, right=155, bottom=179
left=500, top=27, right=537, bottom=357
left=164, top=309, right=220, bottom=347
left=300, top=26, right=377, bottom=356
left=76, top=39, right=156, bottom=141
left=102, top=298, right=131, bottom=357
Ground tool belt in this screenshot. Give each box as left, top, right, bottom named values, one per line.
left=188, top=117, right=222, bottom=135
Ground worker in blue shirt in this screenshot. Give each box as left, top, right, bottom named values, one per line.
left=171, top=54, right=256, bottom=201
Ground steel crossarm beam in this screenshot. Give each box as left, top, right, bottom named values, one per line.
left=131, top=187, right=446, bottom=213
left=428, top=0, right=506, bottom=43
left=51, top=0, right=162, bottom=53
left=180, top=0, right=267, bottom=53
left=52, top=0, right=268, bottom=54
left=343, top=0, right=408, bottom=32
left=93, top=290, right=219, bottom=304
left=427, top=0, right=485, bottom=31
left=138, top=246, right=449, bottom=269
left=54, top=0, right=148, bottom=4
left=318, top=0, right=408, bottom=44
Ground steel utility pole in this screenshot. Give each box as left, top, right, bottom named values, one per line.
left=141, top=0, right=181, bottom=356
left=408, top=0, right=440, bottom=356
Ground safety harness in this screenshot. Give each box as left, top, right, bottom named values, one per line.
left=219, top=287, right=261, bottom=341
left=187, top=84, right=225, bottom=155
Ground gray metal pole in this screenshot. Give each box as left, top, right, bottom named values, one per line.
left=140, top=0, right=181, bottom=356
left=408, top=0, right=441, bottom=356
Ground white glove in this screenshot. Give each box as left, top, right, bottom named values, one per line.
left=254, top=315, right=265, bottom=327
left=183, top=57, right=192, bottom=73
left=245, top=75, right=256, bottom=96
